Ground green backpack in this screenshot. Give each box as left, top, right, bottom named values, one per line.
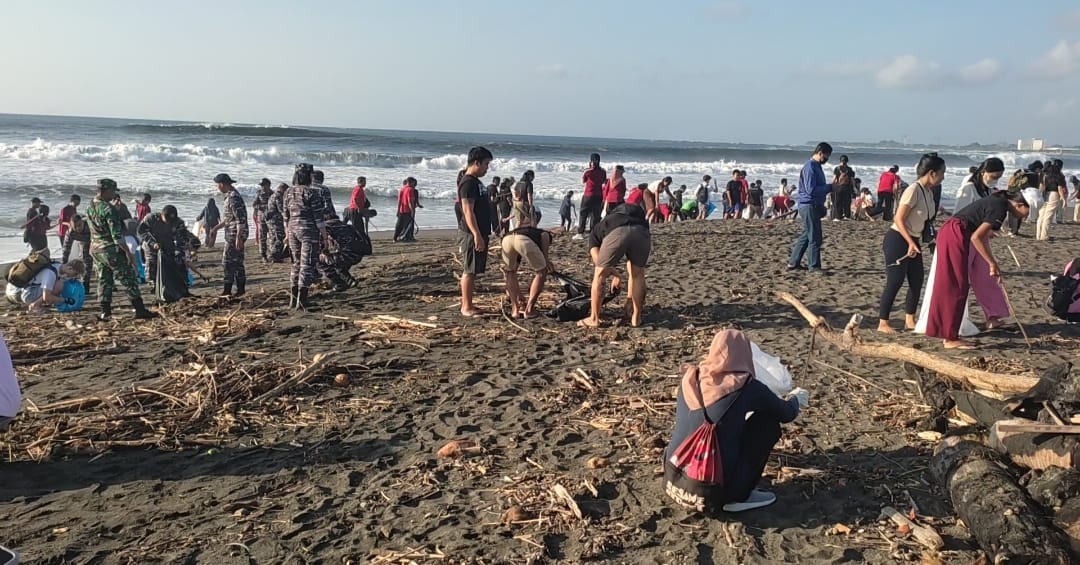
left=7, top=250, right=53, bottom=288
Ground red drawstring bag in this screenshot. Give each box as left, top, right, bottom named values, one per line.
left=663, top=369, right=741, bottom=513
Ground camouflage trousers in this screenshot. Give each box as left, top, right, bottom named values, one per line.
left=268, top=219, right=286, bottom=261
left=91, top=244, right=141, bottom=311
left=288, top=227, right=321, bottom=289
left=258, top=217, right=270, bottom=260
left=319, top=246, right=362, bottom=287
left=222, top=231, right=246, bottom=286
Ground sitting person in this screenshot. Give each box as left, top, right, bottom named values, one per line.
left=0, top=331, right=20, bottom=429
left=664, top=329, right=809, bottom=513
left=5, top=257, right=86, bottom=313
left=852, top=188, right=875, bottom=220
left=580, top=203, right=651, bottom=328
left=320, top=215, right=371, bottom=291
left=501, top=226, right=554, bottom=319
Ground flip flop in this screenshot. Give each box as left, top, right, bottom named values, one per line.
left=520, top=311, right=540, bottom=320
left=577, top=319, right=599, bottom=328
left=461, top=310, right=483, bottom=318
left=944, top=342, right=976, bottom=350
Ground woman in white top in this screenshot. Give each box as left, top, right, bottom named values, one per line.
left=953, top=157, right=1004, bottom=213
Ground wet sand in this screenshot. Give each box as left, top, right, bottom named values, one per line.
left=1, top=218, right=1078, bottom=564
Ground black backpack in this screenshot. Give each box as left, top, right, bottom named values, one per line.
left=1048, top=258, right=1080, bottom=322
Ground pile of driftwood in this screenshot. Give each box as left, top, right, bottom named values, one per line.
left=2, top=350, right=338, bottom=462
left=778, top=292, right=1080, bottom=563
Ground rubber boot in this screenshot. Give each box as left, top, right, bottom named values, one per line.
left=221, top=283, right=233, bottom=297
left=296, top=288, right=313, bottom=311
left=132, top=298, right=159, bottom=320
left=288, top=286, right=299, bottom=309
left=235, top=278, right=246, bottom=297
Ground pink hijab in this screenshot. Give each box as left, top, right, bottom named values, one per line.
left=681, top=329, right=755, bottom=410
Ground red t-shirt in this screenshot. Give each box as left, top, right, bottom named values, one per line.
left=878, top=171, right=899, bottom=193
left=58, top=204, right=76, bottom=240
left=582, top=166, right=607, bottom=198
left=397, top=185, right=417, bottom=214
left=135, top=202, right=150, bottom=221
left=626, top=188, right=644, bottom=206
left=602, top=178, right=626, bottom=204
left=349, top=185, right=368, bottom=210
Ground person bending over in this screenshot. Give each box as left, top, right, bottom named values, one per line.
left=580, top=203, right=651, bottom=328
left=502, top=226, right=554, bottom=319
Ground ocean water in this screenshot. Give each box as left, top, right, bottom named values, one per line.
left=0, top=113, right=1075, bottom=261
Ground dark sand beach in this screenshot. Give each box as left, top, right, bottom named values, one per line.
left=1, top=219, right=1078, bottom=564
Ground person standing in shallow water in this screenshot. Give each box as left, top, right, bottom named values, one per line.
left=210, top=174, right=249, bottom=297
left=457, top=146, right=494, bottom=317
left=786, top=143, right=833, bottom=273
left=85, top=178, right=157, bottom=321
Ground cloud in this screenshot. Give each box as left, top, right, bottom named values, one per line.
left=707, top=1, right=747, bottom=19
left=1031, top=40, right=1080, bottom=79
left=804, top=55, right=1001, bottom=90
left=534, top=64, right=568, bottom=79
left=959, top=58, right=1001, bottom=83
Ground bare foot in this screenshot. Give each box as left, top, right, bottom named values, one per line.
left=461, top=309, right=483, bottom=318
left=877, top=322, right=896, bottom=334
left=904, top=317, right=917, bottom=331
left=577, top=318, right=600, bottom=328
left=630, top=313, right=642, bottom=327
left=943, top=339, right=976, bottom=350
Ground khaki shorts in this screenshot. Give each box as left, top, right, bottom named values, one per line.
left=502, top=234, right=547, bottom=271
left=597, top=225, right=651, bottom=268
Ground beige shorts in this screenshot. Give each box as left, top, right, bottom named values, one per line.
left=501, top=234, right=547, bottom=272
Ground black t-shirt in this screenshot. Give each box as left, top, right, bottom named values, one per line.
left=833, top=165, right=854, bottom=188
left=457, top=175, right=491, bottom=237
left=953, top=196, right=1010, bottom=233
left=1044, top=172, right=1066, bottom=195
left=486, top=183, right=499, bottom=200
left=588, top=204, right=648, bottom=249
left=1024, top=170, right=1040, bottom=190
left=512, top=226, right=546, bottom=248
left=747, top=187, right=764, bottom=207
left=726, top=180, right=742, bottom=204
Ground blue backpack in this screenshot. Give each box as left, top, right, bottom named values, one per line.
left=55, top=279, right=86, bottom=313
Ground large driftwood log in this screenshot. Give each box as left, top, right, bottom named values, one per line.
left=930, top=437, right=1071, bottom=563
left=775, top=292, right=1039, bottom=394
left=990, top=419, right=1080, bottom=471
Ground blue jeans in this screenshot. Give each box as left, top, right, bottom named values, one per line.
left=788, top=204, right=823, bottom=269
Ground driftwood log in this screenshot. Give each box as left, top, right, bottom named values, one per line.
left=775, top=292, right=1039, bottom=395
left=930, top=437, right=1071, bottom=563
left=990, top=419, right=1080, bottom=471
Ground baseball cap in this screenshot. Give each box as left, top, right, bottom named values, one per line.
left=97, top=179, right=118, bottom=191
left=213, top=173, right=236, bottom=184
left=259, top=178, right=272, bottom=187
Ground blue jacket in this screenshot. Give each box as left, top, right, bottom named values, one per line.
left=795, top=159, right=831, bottom=207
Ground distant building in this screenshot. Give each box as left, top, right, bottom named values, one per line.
left=1017, top=138, right=1045, bottom=151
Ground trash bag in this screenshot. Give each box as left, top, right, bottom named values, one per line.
left=750, top=341, right=792, bottom=395
left=547, top=271, right=619, bottom=322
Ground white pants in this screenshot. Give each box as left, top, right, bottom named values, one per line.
left=1036, top=193, right=1060, bottom=240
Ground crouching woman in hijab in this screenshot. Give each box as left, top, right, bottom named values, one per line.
left=664, top=329, right=809, bottom=514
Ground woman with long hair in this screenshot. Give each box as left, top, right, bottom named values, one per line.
left=925, top=191, right=1030, bottom=349
left=1036, top=159, right=1067, bottom=240
left=601, top=165, right=627, bottom=215
left=877, top=154, right=943, bottom=333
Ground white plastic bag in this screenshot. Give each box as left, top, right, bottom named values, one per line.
left=915, top=251, right=979, bottom=337
left=1022, top=187, right=1043, bottom=219
left=750, top=341, right=792, bottom=395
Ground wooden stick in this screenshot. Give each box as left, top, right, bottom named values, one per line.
left=776, top=292, right=1038, bottom=394
left=880, top=505, right=944, bottom=550
left=998, top=280, right=1032, bottom=349
left=253, top=351, right=338, bottom=402
left=995, top=423, right=1080, bottom=435
left=551, top=483, right=583, bottom=520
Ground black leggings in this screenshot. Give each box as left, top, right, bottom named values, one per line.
left=878, top=229, right=924, bottom=321
left=724, top=412, right=781, bottom=503
left=878, top=192, right=894, bottom=221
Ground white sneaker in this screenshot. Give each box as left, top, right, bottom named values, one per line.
left=722, top=489, right=777, bottom=513
left=572, top=234, right=584, bottom=240
left=832, top=218, right=840, bottom=222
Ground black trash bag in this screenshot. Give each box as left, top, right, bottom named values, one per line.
left=547, top=271, right=619, bottom=322
left=157, top=250, right=192, bottom=304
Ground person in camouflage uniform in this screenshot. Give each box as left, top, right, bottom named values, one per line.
left=319, top=214, right=370, bottom=291
left=252, top=178, right=272, bottom=261
left=284, top=163, right=327, bottom=310
left=85, top=178, right=158, bottom=321
left=210, top=173, right=249, bottom=297
left=266, top=182, right=288, bottom=262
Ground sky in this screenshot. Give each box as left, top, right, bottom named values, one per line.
left=3, top=0, right=1080, bottom=146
